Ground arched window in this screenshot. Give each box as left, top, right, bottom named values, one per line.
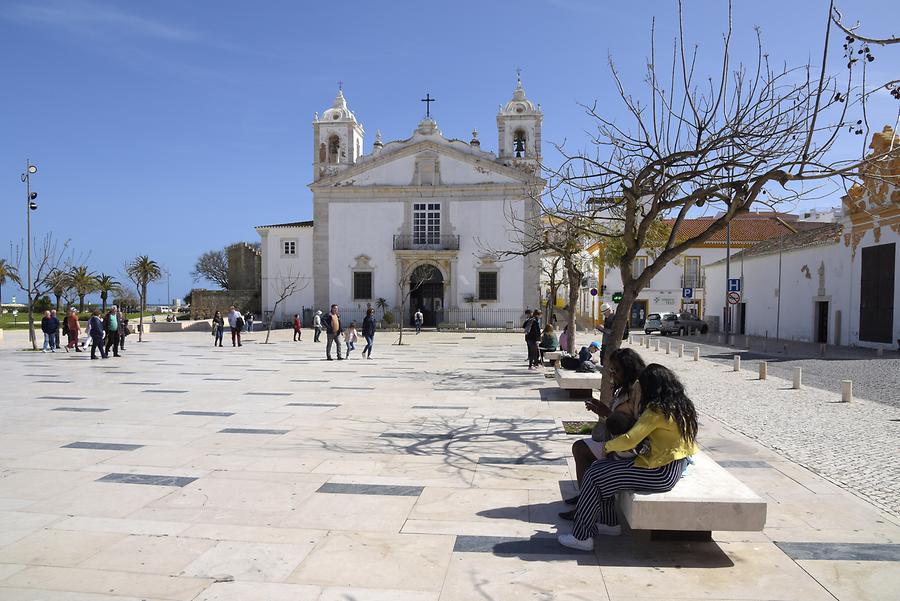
left=328, top=135, right=340, bottom=164
left=513, top=129, right=527, bottom=158
left=319, top=143, right=326, bottom=164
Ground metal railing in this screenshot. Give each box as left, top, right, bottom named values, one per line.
left=680, top=274, right=706, bottom=289
left=392, top=234, right=460, bottom=251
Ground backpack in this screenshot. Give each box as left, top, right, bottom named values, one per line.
left=236, top=316, right=245, bottom=330
left=560, top=355, right=581, bottom=371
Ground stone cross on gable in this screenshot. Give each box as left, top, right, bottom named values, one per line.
left=421, top=93, right=436, bottom=118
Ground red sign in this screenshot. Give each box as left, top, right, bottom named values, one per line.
left=727, top=291, right=742, bottom=305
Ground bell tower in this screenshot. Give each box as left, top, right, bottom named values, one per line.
left=313, top=87, right=364, bottom=181
left=497, top=74, right=542, bottom=170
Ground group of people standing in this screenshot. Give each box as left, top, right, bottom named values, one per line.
left=315, top=304, right=376, bottom=360
left=523, top=309, right=563, bottom=370
left=210, top=306, right=250, bottom=347
left=40, top=306, right=129, bottom=359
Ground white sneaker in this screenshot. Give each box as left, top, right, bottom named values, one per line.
left=558, top=533, right=594, bottom=551
left=595, top=523, right=622, bottom=537
left=41, top=349, right=47, bottom=353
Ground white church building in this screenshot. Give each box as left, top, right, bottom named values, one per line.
left=256, top=80, right=544, bottom=326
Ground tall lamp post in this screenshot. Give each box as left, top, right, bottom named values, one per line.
left=21, top=161, right=39, bottom=348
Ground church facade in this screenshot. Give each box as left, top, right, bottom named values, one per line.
left=256, top=80, right=544, bottom=326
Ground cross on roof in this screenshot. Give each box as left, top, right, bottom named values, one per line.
left=421, top=93, right=436, bottom=118
left=337, top=80, right=343, bottom=91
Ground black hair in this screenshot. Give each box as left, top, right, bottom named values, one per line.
left=605, top=412, right=636, bottom=437
left=607, top=347, right=646, bottom=394
left=638, top=364, right=699, bottom=444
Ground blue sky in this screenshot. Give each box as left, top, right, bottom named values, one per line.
left=1, top=0, right=896, bottom=304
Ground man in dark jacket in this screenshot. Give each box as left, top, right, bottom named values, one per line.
left=40, top=311, right=56, bottom=353
left=49, top=309, right=61, bottom=349
left=88, top=309, right=107, bottom=359
left=103, top=306, right=122, bottom=358
left=526, top=309, right=543, bottom=370
left=323, top=304, right=343, bottom=360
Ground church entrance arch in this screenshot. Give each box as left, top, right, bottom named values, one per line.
left=409, top=264, right=444, bottom=327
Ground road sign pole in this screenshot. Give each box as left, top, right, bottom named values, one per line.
left=725, top=221, right=731, bottom=345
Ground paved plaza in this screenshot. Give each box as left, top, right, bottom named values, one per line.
left=0, top=330, right=898, bottom=600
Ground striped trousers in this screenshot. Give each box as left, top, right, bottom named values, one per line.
left=572, top=457, right=686, bottom=540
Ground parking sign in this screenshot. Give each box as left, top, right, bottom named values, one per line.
left=682, top=287, right=693, bottom=299
left=728, top=278, right=742, bottom=292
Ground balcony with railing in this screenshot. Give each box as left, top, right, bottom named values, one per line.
left=680, top=274, right=706, bottom=289
left=393, top=234, right=460, bottom=251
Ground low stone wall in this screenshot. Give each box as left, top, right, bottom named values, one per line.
left=190, top=289, right=259, bottom=320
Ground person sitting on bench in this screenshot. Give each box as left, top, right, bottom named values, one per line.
left=558, top=363, right=699, bottom=550
left=539, top=324, right=558, bottom=363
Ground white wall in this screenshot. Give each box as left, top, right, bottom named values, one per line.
left=327, top=201, right=404, bottom=309
left=705, top=242, right=850, bottom=344
left=260, top=226, right=315, bottom=322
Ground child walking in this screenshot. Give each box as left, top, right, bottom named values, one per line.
left=344, top=322, right=359, bottom=358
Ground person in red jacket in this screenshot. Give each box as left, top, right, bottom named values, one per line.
left=293, top=314, right=302, bottom=342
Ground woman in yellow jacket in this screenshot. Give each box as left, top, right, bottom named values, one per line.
left=559, top=363, right=699, bottom=551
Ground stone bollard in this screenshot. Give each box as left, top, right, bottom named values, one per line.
left=654, top=339, right=660, bottom=352
left=841, top=380, right=853, bottom=403
left=733, top=355, right=741, bottom=371
left=759, top=361, right=767, bottom=380
left=693, top=347, right=700, bottom=361
left=819, top=343, right=826, bottom=357
left=645, top=337, right=651, bottom=349
left=678, top=344, right=684, bottom=358
left=666, top=341, right=671, bottom=354
left=876, top=347, right=883, bottom=357
left=792, top=367, right=802, bottom=389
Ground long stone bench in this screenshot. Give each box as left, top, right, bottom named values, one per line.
left=619, top=451, right=767, bottom=540
left=543, top=350, right=562, bottom=367
left=554, top=367, right=603, bottom=398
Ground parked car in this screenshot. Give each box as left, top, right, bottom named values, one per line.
left=644, top=312, right=674, bottom=334
left=660, top=312, right=709, bottom=335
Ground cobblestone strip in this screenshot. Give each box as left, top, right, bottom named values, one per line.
left=632, top=343, right=900, bottom=519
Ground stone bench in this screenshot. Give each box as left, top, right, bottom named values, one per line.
left=619, top=451, right=767, bottom=540
left=554, top=367, right=603, bottom=398
left=543, top=350, right=562, bottom=367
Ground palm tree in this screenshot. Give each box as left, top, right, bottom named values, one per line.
left=94, top=273, right=121, bottom=313
left=0, top=258, right=19, bottom=309
left=375, top=297, right=388, bottom=318
left=47, top=269, right=71, bottom=312
left=69, top=265, right=97, bottom=312
left=126, top=255, right=162, bottom=342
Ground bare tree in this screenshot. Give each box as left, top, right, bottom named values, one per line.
left=540, top=254, right=563, bottom=322
left=11, top=234, right=71, bottom=349
left=395, top=261, right=438, bottom=346
left=263, top=271, right=311, bottom=344
left=191, top=249, right=229, bottom=289
left=539, top=1, right=898, bottom=400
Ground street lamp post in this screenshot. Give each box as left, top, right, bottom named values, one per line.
left=21, top=160, right=38, bottom=348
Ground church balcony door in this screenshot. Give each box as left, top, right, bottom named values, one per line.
left=409, top=264, right=444, bottom=327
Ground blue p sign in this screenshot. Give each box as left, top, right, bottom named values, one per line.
left=728, top=278, right=742, bottom=292
left=682, top=287, right=693, bottom=299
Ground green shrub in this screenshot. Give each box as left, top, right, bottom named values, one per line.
left=382, top=311, right=395, bottom=324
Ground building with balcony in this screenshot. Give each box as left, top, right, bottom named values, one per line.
left=256, top=81, right=544, bottom=326
left=586, top=212, right=815, bottom=328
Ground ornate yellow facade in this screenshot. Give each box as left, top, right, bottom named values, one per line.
left=841, top=126, right=900, bottom=257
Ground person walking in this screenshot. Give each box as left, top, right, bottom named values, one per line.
left=361, top=307, right=376, bottom=359
left=227, top=306, right=243, bottom=347
left=103, top=306, right=122, bottom=357
left=245, top=311, right=254, bottom=333
left=119, top=313, right=129, bottom=351
left=344, top=322, right=359, bottom=358
left=323, top=304, right=343, bottom=360
left=596, top=303, right=616, bottom=364
left=522, top=309, right=534, bottom=364
left=293, top=314, right=302, bottom=342
left=414, top=309, right=423, bottom=334
left=313, top=310, right=323, bottom=342
left=88, top=309, right=107, bottom=360
left=526, top=309, right=543, bottom=370
left=212, top=311, right=225, bottom=347
left=64, top=308, right=82, bottom=352
left=50, top=309, right=61, bottom=350
left=40, top=310, right=55, bottom=353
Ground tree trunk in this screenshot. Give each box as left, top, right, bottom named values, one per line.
left=54, top=293, right=61, bottom=312
left=598, top=287, right=638, bottom=404
left=101, top=293, right=107, bottom=313
left=27, top=294, right=37, bottom=350
left=78, top=295, right=85, bottom=313
left=563, top=259, right=582, bottom=354
left=397, top=299, right=405, bottom=345
left=138, top=284, right=146, bottom=342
